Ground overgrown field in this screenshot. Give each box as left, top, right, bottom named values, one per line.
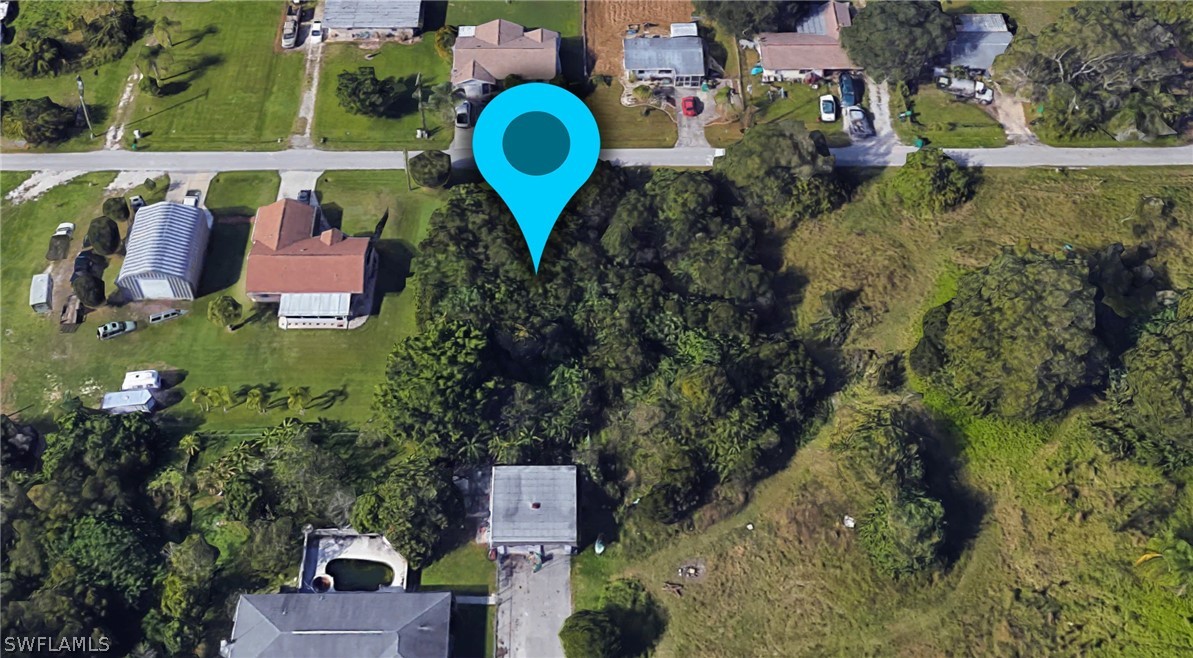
left=572, top=166, right=1193, bottom=656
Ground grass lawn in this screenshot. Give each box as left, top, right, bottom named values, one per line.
left=894, top=87, right=1006, bottom=148
left=571, top=167, right=1193, bottom=656
left=204, top=172, right=282, bottom=218
left=584, top=83, right=677, bottom=148
left=1030, top=118, right=1190, bottom=148
left=0, top=2, right=152, bottom=153
left=0, top=171, right=446, bottom=430
left=312, top=39, right=452, bottom=150
left=709, top=79, right=850, bottom=148
left=421, top=543, right=496, bottom=658
left=122, top=2, right=305, bottom=151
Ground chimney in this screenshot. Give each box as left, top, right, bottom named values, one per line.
left=530, top=502, right=541, bottom=510
left=319, top=229, right=342, bottom=246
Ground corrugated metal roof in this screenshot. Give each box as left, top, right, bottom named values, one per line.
left=490, top=465, right=577, bottom=545
left=228, top=592, right=451, bottom=658
left=323, top=0, right=423, bottom=29
left=278, top=292, right=352, bottom=317
left=948, top=32, right=1014, bottom=70
left=670, top=22, right=698, bottom=37
left=117, top=202, right=211, bottom=288
left=623, top=36, right=705, bottom=76
left=101, top=389, right=153, bottom=409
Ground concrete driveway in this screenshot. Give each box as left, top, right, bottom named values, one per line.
left=276, top=170, right=322, bottom=201
left=164, top=172, right=214, bottom=203
left=673, top=86, right=716, bottom=148
left=495, top=550, right=572, bottom=658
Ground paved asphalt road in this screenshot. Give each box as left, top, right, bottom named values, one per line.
left=0, top=144, right=1188, bottom=172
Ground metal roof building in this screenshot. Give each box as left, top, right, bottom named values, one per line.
left=116, top=202, right=212, bottom=301
left=489, top=465, right=578, bottom=548
left=101, top=389, right=156, bottom=414
left=226, top=592, right=451, bottom=658
left=623, top=35, right=706, bottom=78
left=323, top=0, right=423, bottom=30
left=948, top=13, right=1013, bottom=71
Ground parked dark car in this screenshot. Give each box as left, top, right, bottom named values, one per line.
left=840, top=73, right=860, bottom=108
left=71, top=250, right=106, bottom=282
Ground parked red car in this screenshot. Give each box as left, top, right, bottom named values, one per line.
left=681, top=96, right=699, bottom=117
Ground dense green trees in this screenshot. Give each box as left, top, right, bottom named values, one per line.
left=103, top=196, right=130, bottom=221
left=995, top=2, right=1192, bottom=141
left=408, top=150, right=452, bottom=188
left=692, top=1, right=807, bottom=36
left=887, top=148, right=975, bottom=217
left=4, top=34, right=65, bottom=77
left=915, top=249, right=1107, bottom=419
left=336, top=67, right=409, bottom=117
left=840, top=1, right=952, bottom=82
left=350, top=461, right=462, bottom=569
left=72, top=273, right=106, bottom=307
left=0, top=97, right=76, bottom=145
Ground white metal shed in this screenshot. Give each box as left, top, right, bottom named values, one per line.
left=101, top=389, right=157, bottom=414
left=121, top=370, right=162, bottom=391
left=29, top=273, right=52, bottom=313
left=116, top=202, right=213, bottom=301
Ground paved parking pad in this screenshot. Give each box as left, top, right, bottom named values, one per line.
left=495, top=550, right=571, bottom=658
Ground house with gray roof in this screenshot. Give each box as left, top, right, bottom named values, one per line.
left=947, top=13, right=1013, bottom=72
left=623, top=23, right=706, bottom=87
left=115, top=201, right=212, bottom=301
left=323, top=0, right=424, bottom=40
left=489, top=465, right=578, bottom=554
left=223, top=591, right=451, bottom=658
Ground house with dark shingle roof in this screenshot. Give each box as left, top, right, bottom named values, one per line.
left=451, top=19, right=561, bottom=100
left=223, top=591, right=452, bottom=658
left=245, top=199, right=377, bottom=330
left=756, top=1, right=858, bottom=83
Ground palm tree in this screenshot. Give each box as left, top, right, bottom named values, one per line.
left=1135, top=531, right=1193, bottom=596
left=179, top=433, right=202, bottom=457
left=455, top=434, right=486, bottom=464
left=245, top=388, right=268, bottom=415
left=189, top=387, right=213, bottom=413
left=286, top=386, right=312, bottom=416
left=154, top=16, right=179, bottom=48
left=148, top=467, right=185, bottom=504
left=215, top=385, right=235, bottom=413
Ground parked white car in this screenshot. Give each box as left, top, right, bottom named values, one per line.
left=819, top=94, right=837, bottom=122
left=53, top=222, right=75, bottom=238
left=310, top=20, right=323, bottom=42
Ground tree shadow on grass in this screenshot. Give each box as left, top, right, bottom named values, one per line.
left=171, top=24, right=220, bottom=49
left=197, top=222, right=250, bottom=296
left=320, top=202, right=344, bottom=230
left=373, top=239, right=415, bottom=300
left=312, top=386, right=349, bottom=411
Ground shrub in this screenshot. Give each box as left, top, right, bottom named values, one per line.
left=207, top=295, right=242, bottom=330
left=859, top=493, right=946, bottom=577
left=103, top=197, right=130, bottom=222
left=0, top=97, right=75, bottom=145
left=433, top=25, right=457, bottom=61
left=72, top=274, right=106, bottom=307
left=887, top=148, right=975, bottom=217
left=336, top=67, right=408, bottom=118
left=87, top=216, right=121, bottom=255
left=559, top=609, right=620, bottom=658
left=408, top=151, right=452, bottom=188
left=632, top=85, right=652, bottom=102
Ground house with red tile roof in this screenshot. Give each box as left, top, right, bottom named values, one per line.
left=451, top=19, right=560, bottom=100
left=756, top=1, right=859, bottom=83
left=245, top=199, right=378, bottom=330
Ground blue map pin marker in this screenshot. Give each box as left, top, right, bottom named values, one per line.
left=473, top=83, right=600, bottom=272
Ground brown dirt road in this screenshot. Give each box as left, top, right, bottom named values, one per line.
left=586, top=0, right=696, bottom=76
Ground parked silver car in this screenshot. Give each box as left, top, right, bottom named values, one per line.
left=97, top=321, right=137, bottom=340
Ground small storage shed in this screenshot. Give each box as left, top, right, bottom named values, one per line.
left=121, top=370, right=162, bottom=391
left=116, top=202, right=212, bottom=301
left=29, top=273, right=52, bottom=313
left=101, top=389, right=157, bottom=414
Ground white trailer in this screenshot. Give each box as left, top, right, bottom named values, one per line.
left=29, top=273, right=52, bottom=313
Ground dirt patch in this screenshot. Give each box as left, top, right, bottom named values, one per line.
left=585, top=0, right=696, bottom=76
left=988, top=82, right=1036, bottom=144
left=5, top=171, right=86, bottom=204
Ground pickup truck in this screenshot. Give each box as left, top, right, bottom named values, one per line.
left=282, top=6, right=299, bottom=49
left=844, top=106, right=875, bottom=138
left=936, top=76, right=994, bottom=105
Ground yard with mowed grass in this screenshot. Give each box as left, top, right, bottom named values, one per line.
left=571, top=167, right=1193, bottom=657
left=312, top=39, right=452, bottom=150
left=584, top=83, right=678, bottom=148
left=120, top=1, right=305, bottom=151
left=0, top=171, right=445, bottom=430
left=894, top=87, right=1006, bottom=148
left=0, top=1, right=153, bottom=153
left=941, top=0, right=1076, bottom=34
left=420, top=543, right=496, bottom=658
left=708, top=79, right=850, bottom=148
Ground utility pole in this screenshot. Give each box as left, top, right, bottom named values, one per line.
left=415, top=71, right=427, bottom=137
left=402, top=149, right=413, bottom=191
left=76, top=76, right=95, bottom=139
